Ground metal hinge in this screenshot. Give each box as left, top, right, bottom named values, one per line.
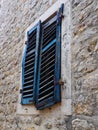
left=20, top=89, right=23, bottom=94
left=59, top=13, right=64, bottom=19
left=25, top=41, right=28, bottom=45
left=54, top=79, right=64, bottom=86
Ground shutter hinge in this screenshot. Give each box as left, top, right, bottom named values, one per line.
left=20, top=89, right=23, bottom=94
left=54, top=79, right=64, bottom=86
left=25, top=41, right=28, bottom=45
left=59, top=13, right=64, bottom=19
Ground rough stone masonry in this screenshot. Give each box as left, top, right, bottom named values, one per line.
left=0, top=0, right=98, bottom=130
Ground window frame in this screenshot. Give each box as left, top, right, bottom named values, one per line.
left=17, top=0, right=72, bottom=115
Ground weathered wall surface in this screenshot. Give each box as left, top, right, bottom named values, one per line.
left=0, top=0, right=98, bottom=130
left=71, top=0, right=98, bottom=130
left=0, top=0, right=71, bottom=130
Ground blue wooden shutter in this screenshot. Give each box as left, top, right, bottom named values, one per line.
left=21, top=21, right=41, bottom=104
left=36, top=5, right=64, bottom=110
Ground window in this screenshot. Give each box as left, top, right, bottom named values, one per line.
left=20, top=4, right=64, bottom=110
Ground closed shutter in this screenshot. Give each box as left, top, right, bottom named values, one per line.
left=21, top=21, right=41, bottom=104
left=36, top=5, right=63, bottom=110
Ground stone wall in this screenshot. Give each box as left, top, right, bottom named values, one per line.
left=0, top=0, right=98, bottom=130
left=71, top=0, right=98, bottom=129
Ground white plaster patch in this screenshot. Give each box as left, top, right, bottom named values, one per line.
left=49, top=0, right=52, bottom=5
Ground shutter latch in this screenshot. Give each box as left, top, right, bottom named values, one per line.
left=20, top=89, right=23, bottom=94
left=54, top=79, right=64, bottom=86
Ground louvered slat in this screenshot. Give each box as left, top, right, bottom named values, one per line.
left=40, top=69, right=54, bottom=82
left=23, top=85, right=33, bottom=89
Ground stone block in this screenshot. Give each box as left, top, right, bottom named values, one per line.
left=28, top=127, right=35, bottom=130
left=34, top=116, right=42, bottom=126
left=45, top=121, right=52, bottom=129
left=72, top=118, right=95, bottom=130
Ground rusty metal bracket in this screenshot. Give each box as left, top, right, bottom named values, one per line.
left=54, top=79, right=64, bottom=86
